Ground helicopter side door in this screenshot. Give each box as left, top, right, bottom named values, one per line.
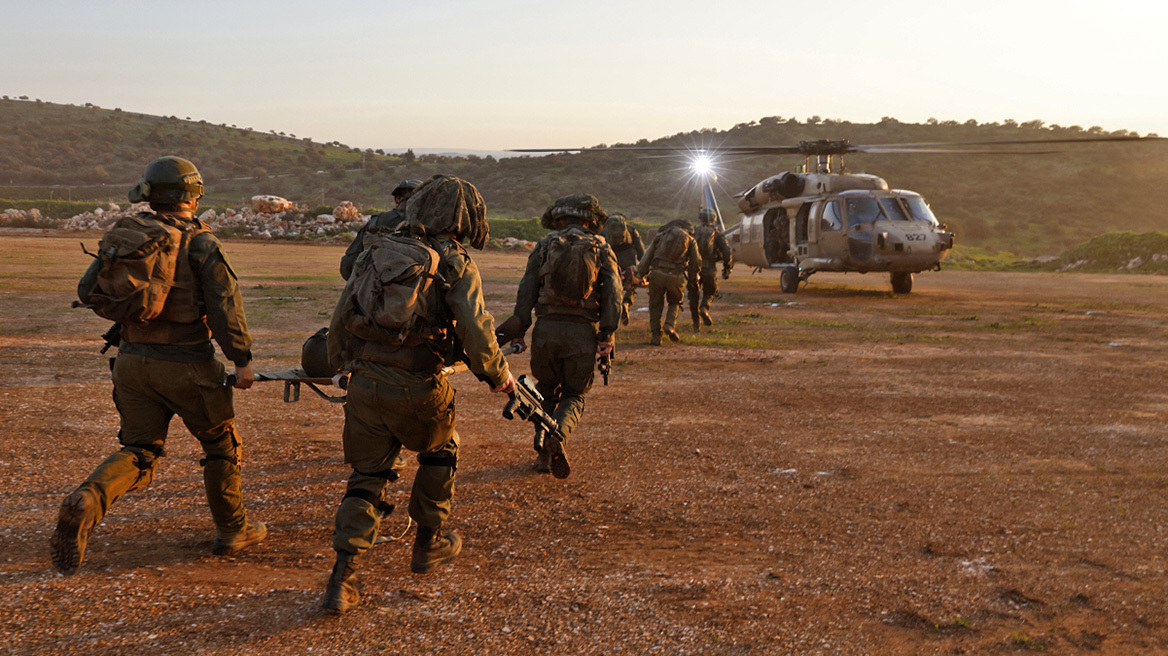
left=815, top=199, right=847, bottom=269
left=791, top=203, right=812, bottom=258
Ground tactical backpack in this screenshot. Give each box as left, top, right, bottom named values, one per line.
left=79, top=213, right=206, bottom=324
left=340, top=233, right=445, bottom=347
left=602, top=214, right=631, bottom=248
left=694, top=224, right=717, bottom=260
left=537, top=230, right=603, bottom=309
left=655, top=225, right=692, bottom=266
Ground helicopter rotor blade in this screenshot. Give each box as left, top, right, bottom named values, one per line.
left=853, top=135, right=1164, bottom=149
left=854, top=147, right=1060, bottom=155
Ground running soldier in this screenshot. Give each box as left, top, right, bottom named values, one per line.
left=688, top=208, right=733, bottom=330
left=602, top=212, right=645, bottom=326
left=636, top=219, right=701, bottom=345
left=497, top=194, right=622, bottom=478
left=322, top=175, right=514, bottom=614
left=51, top=156, right=265, bottom=575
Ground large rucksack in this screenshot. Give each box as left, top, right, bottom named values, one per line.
left=340, top=233, right=445, bottom=347
left=537, top=230, right=603, bottom=308
left=79, top=213, right=206, bottom=324
left=694, top=225, right=717, bottom=260
left=602, top=214, right=631, bottom=247
left=654, top=225, right=691, bottom=266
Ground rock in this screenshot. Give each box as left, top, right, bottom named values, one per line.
left=28, top=208, right=41, bottom=220
left=1126, top=256, right=1144, bottom=270
left=251, top=195, right=293, bottom=213
left=333, top=201, right=361, bottom=222
left=317, top=214, right=336, bottom=224
left=198, top=209, right=218, bottom=222
left=107, top=203, right=120, bottom=212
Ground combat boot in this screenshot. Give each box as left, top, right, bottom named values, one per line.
left=650, top=334, right=662, bottom=346
left=321, top=551, right=360, bottom=614
left=212, top=520, right=267, bottom=555
left=700, top=308, right=713, bottom=326
left=50, top=490, right=99, bottom=575
left=692, top=318, right=701, bottom=332
left=411, top=525, right=462, bottom=574
left=621, top=303, right=630, bottom=326
left=665, top=328, right=681, bottom=343
left=544, top=433, right=571, bottom=479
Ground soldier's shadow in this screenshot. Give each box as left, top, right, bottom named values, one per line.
left=457, top=463, right=547, bottom=485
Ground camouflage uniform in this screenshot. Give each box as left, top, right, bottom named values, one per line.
left=512, top=196, right=622, bottom=474
left=607, top=218, right=645, bottom=324
left=327, top=234, right=509, bottom=546
left=52, top=207, right=262, bottom=575
left=636, top=220, right=701, bottom=344
left=322, top=175, right=510, bottom=613
left=689, top=216, right=733, bottom=329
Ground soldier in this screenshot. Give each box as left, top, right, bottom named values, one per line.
left=688, top=208, right=733, bottom=330
left=636, top=218, right=701, bottom=345
left=51, top=156, right=265, bottom=576
left=498, top=194, right=622, bottom=478
left=322, top=175, right=514, bottom=614
left=602, top=212, right=645, bottom=326
left=339, top=178, right=421, bottom=280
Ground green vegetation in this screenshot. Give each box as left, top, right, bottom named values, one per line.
left=3, top=98, right=1167, bottom=255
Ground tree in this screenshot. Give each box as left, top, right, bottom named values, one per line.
left=403, top=149, right=416, bottom=163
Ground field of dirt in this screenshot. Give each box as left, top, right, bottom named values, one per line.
left=1, top=232, right=1166, bottom=655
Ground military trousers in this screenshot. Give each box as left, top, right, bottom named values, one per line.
left=69, top=353, right=249, bottom=535
left=530, top=318, right=596, bottom=443
left=689, top=266, right=719, bottom=322
left=333, top=364, right=458, bottom=555
left=647, top=269, right=686, bottom=338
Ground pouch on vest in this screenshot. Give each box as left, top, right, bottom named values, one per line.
left=603, top=215, right=631, bottom=247
left=537, top=232, right=602, bottom=309
left=341, top=234, right=444, bottom=347
left=79, top=213, right=203, bottom=325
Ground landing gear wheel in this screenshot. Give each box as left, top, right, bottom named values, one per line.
left=891, top=272, right=913, bottom=294
left=780, top=266, right=800, bottom=294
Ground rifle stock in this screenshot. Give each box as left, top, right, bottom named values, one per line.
left=502, top=374, right=565, bottom=450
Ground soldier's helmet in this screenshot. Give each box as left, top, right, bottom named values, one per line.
left=665, top=218, right=695, bottom=235
left=540, top=194, right=607, bottom=231
left=392, top=179, right=422, bottom=202
left=128, top=156, right=204, bottom=204
left=300, top=327, right=338, bottom=377
left=698, top=208, right=718, bottom=225
left=405, top=174, right=490, bottom=249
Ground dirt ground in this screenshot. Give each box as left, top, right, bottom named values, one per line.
left=1, top=232, right=1165, bottom=655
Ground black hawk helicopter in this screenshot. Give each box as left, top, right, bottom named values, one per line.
left=514, top=134, right=1158, bottom=294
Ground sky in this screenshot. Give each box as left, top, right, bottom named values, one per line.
left=3, top=0, right=1166, bottom=151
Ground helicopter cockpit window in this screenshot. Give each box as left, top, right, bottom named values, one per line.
left=879, top=198, right=910, bottom=221
left=821, top=201, right=843, bottom=231
left=903, top=197, right=940, bottom=225
left=844, top=197, right=882, bottom=226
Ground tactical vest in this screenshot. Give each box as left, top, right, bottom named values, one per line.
left=695, top=225, right=718, bottom=261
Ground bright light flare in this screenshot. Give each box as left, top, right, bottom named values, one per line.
left=690, top=153, right=715, bottom=178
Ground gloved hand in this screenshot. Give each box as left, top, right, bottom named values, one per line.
left=722, top=267, right=732, bottom=280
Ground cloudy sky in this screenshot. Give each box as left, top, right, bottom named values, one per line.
left=3, top=0, right=1165, bottom=150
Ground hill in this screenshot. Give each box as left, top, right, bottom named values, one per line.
left=3, top=98, right=1167, bottom=255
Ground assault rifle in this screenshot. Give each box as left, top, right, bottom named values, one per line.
left=502, top=374, right=565, bottom=453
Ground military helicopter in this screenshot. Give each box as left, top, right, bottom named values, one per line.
left=514, top=135, right=1157, bottom=294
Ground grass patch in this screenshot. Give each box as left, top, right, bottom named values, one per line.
left=977, top=315, right=1051, bottom=332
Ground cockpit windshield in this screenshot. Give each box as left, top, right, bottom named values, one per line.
left=879, top=198, right=909, bottom=221
left=903, top=196, right=940, bottom=225
left=844, top=197, right=882, bottom=226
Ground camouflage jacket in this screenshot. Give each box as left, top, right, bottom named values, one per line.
left=695, top=225, right=733, bottom=271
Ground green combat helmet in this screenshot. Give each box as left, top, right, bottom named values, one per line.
left=698, top=208, right=718, bottom=225
left=392, top=179, right=422, bottom=202
left=540, top=194, right=607, bottom=231
left=128, top=156, right=204, bottom=204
